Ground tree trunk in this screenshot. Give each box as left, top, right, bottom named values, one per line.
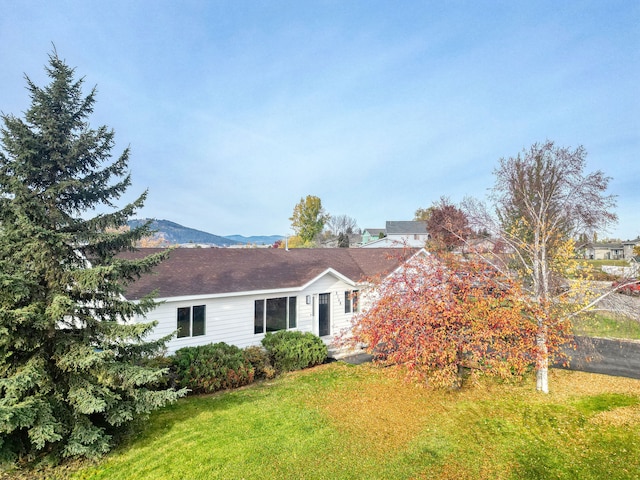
left=536, top=364, right=549, bottom=393
left=536, top=325, right=549, bottom=393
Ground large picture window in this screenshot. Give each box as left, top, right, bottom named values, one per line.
left=177, top=305, right=206, bottom=338
left=254, top=296, right=297, bottom=334
left=344, top=290, right=359, bottom=314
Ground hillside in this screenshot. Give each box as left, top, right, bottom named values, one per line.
left=224, top=234, right=284, bottom=246
left=127, top=219, right=243, bottom=247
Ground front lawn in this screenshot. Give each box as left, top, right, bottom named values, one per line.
left=24, top=364, right=640, bottom=479
left=585, top=259, right=630, bottom=267
left=573, top=312, right=640, bottom=340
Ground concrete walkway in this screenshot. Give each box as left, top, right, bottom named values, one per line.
left=338, top=352, right=374, bottom=365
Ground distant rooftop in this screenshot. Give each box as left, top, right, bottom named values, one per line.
left=385, top=221, right=428, bottom=235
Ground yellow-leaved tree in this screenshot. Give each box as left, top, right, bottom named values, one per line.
left=289, top=195, right=328, bottom=246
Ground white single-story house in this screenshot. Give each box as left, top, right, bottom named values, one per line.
left=120, top=247, right=424, bottom=354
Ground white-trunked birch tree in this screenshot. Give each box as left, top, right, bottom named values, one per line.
left=0, top=51, right=186, bottom=463
left=464, top=141, right=617, bottom=393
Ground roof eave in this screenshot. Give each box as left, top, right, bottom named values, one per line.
left=128, top=268, right=363, bottom=303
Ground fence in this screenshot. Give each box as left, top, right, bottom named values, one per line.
left=602, top=265, right=639, bottom=277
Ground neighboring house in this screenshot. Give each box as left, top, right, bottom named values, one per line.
left=630, top=257, right=640, bottom=277
left=360, top=221, right=429, bottom=248
left=583, top=238, right=640, bottom=260
left=623, top=238, right=640, bottom=259
left=320, top=233, right=363, bottom=248
left=584, top=242, right=625, bottom=260
left=346, top=233, right=363, bottom=247
left=361, top=228, right=386, bottom=245
left=120, top=248, right=424, bottom=354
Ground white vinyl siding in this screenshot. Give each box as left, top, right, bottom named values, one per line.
left=133, top=271, right=368, bottom=354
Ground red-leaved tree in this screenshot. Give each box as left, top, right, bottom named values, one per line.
left=347, top=253, right=571, bottom=388
left=425, top=196, right=472, bottom=252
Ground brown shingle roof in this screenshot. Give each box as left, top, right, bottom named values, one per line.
left=119, top=248, right=417, bottom=300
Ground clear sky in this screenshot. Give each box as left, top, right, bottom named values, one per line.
left=1, top=1, right=638, bottom=239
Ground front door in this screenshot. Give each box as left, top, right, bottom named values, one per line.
left=318, top=293, right=330, bottom=337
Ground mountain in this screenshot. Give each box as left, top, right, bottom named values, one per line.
left=127, top=219, right=243, bottom=247
left=224, top=234, right=285, bottom=246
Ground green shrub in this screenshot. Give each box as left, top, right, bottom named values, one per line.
left=136, top=353, right=176, bottom=389
left=243, top=345, right=276, bottom=379
left=172, top=343, right=254, bottom=394
left=261, top=331, right=328, bottom=373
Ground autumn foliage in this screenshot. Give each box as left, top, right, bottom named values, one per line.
left=348, top=253, right=571, bottom=388
left=425, top=196, right=472, bottom=251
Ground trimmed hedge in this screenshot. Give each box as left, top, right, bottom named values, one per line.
left=172, top=342, right=254, bottom=394
left=262, top=331, right=328, bottom=373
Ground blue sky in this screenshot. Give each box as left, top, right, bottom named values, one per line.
left=1, top=1, right=638, bottom=239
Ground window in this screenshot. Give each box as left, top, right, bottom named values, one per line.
left=289, top=296, right=297, bottom=328
left=254, top=300, right=264, bottom=335
left=177, top=305, right=206, bottom=338
left=254, top=296, right=297, bottom=334
left=266, top=297, right=287, bottom=332
left=344, top=290, right=359, bottom=313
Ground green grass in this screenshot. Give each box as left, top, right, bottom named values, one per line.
left=573, top=313, right=640, bottom=340
left=585, top=259, right=630, bottom=267
left=18, top=364, right=638, bottom=480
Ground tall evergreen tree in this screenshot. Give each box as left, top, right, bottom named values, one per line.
left=0, top=51, right=185, bottom=462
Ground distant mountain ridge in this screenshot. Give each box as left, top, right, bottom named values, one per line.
left=128, top=219, right=241, bottom=246
left=127, top=219, right=284, bottom=247
left=224, top=234, right=284, bottom=246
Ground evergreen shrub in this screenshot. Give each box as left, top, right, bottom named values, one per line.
left=243, top=345, right=276, bottom=379
left=261, top=331, right=328, bottom=373
left=173, top=343, right=254, bottom=394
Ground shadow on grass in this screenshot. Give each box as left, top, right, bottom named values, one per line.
left=112, top=378, right=278, bottom=453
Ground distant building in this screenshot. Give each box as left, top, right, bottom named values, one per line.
left=622, top=238, right=640, bottom=259
left=584, top=242, right=626, bottom=260
left=361, top=228, right=386, bottom=245
left=360, top=221, right=429, bottom=248
left=320, top=233, right=363, bottom=248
